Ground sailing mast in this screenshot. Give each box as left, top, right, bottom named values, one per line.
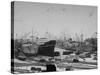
left=31, top=28, right=37, bottom=54
left=32, top=28, right=34, bottom=45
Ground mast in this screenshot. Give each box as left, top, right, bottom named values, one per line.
left=32, top=28, right=34, bottom=44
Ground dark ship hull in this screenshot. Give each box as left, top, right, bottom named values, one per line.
left=16, top=40, right=56, bottom=60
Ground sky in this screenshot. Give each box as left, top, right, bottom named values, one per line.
left=14, top=1, right=97, bottom=40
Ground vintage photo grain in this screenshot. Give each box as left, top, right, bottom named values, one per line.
left=11, top=1, right=97, bottom=74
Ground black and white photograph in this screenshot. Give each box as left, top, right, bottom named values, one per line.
left=11, top=1, right=97, bottom=74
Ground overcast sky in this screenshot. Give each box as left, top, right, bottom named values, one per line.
left=14, top=1, right=97, bottom=39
